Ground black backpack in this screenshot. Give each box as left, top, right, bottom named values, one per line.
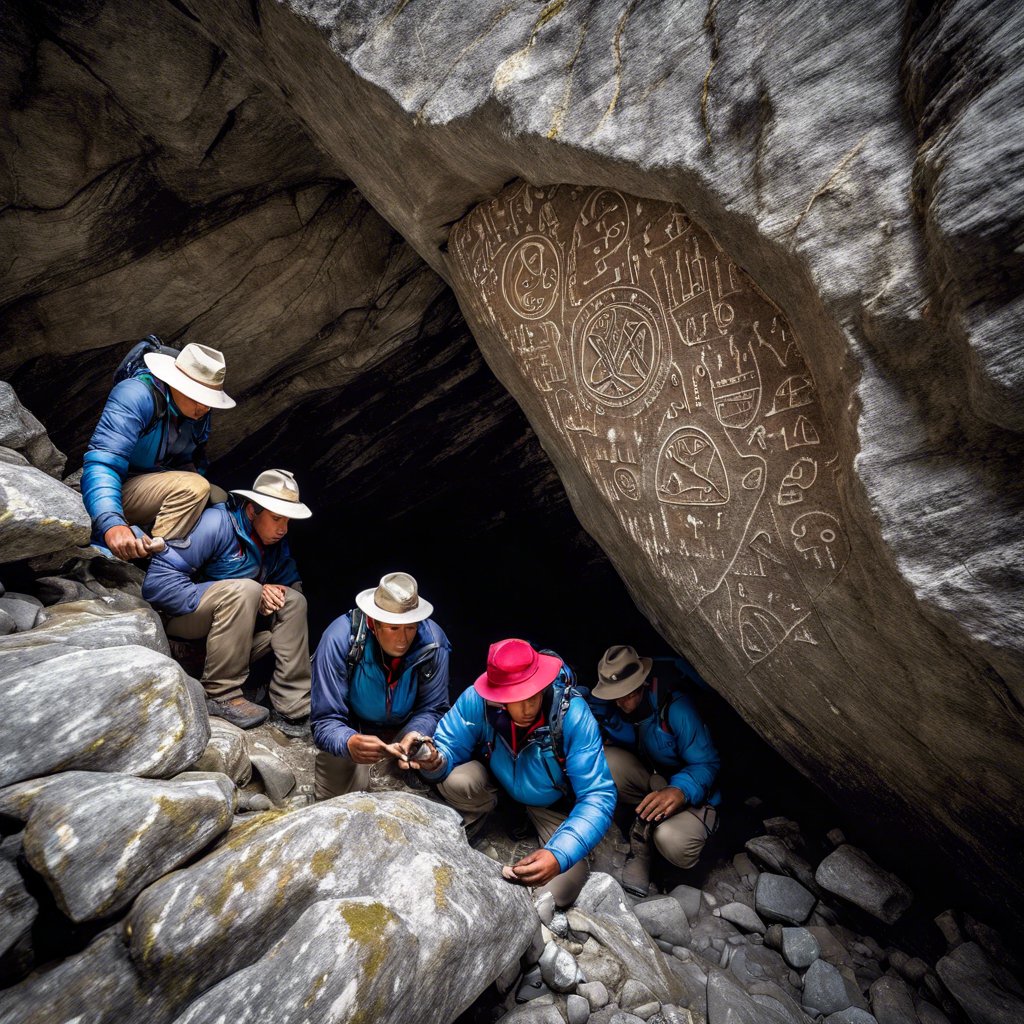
left=113, top=335, right=180, bottom=435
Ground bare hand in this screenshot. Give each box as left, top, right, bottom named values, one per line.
left=396, top=733, right=442, bottom=771
left=512, top=849, right=561, bottom=887
left=636, top=786, right=687, bottom=822
left=104, top=524, right=153, bottom=560
left=259, top=584, right=287, bottom=616
left=346, top=733, right=393, bottom=765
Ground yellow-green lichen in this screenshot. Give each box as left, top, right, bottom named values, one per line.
left=304, top=971, right=329, bottom=1009
left=339, top=902, right=396, bottom=981
left=310, top=848, right=335, bottom=879
left=536, top=0, right=565, bottom=31
left=433, top=864, right=454, bottom=911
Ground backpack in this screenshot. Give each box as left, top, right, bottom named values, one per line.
left=113, top=336, right=180, bottom=435
left=344, top=608, right=442, bottom=681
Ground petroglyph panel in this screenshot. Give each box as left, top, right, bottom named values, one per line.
left=450, top=182, right=849, bottom=668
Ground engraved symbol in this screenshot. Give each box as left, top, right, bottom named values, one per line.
left=705, top=338, right=762, bottom=429
left=613, top=466, right=641, bottom=500
left=739, top=604, right=787, bottom=664
left=656, top=427, right=730, bottom=505
left=778, top=457, right=818, bottom=506
left=767, top=374, right=815, bottom=416
left=569, top=189, right=630, bottom=301
left=642, top=209, right=692, bottom=256
left=780, top=415, right=821, bottom=450
left=502, top=235, right=560, bottom=320
left=792, top=511, right=847, bottom=571
left=753, top=317, right=797, bottom=368
left=742, top=466, right=764, bottom=490
left=573, top=287, right=668, bottom=412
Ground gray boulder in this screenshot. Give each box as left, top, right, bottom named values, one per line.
left=192, top=719, right=252, bottom=786
left=707, top=968, right=804, bottom=1024
left=0, top=463, right=90, bottom=564
left=0, top=608, right=15, bottom=636
left=21, top=771, right=235, bottom=922
left=781, top=927, right=820, bottom=969
left=0, top=445, right=29, bottom=467
left=935, top=942, right=1024, bottom=1024
left=620, top=979, right=658, bottom=1014
left=824, top=1011, right=878, bottom=1024
left=569, top=873, right=684, bottom=1005
left=579, top=981, right=611, bottom=1010
left=248, top=751, right=296, bottom=804
left=719, top=901, right=767, bottom=935
left=539, top=940, right=580, bottom=993
left=0, top=594, right=43, bottom=632
left=635, top=894, right=692, bottom=946
left=0, top=838, right=36, bottom=982
left=0, top=599, right=169, bottom=656
left=815, top=846, right=913, bottom=925
left=668, top=884, right=704, bottom=923
left=868, top=975, right=918, bottom=1024
left=0, top=382, right=65, bottom=478
left=502, top=1005, right=564, bottom=1024
left=567, top=993, right=591, bottom=1024
left=803, top=959, right=853, bottom=1017
left=755, top=873, right=816, bottom=926
left=0, top=644, right=209, bottom=788
left=746, top=836, right=822, bottom=896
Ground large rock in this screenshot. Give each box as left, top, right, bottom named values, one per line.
left=20, top=771, right=234, bottom=922
left=0, top=644, right=209, bottom=787
left=815, top=845, right=913, bottom=925
left=191, top=719, right=252, bottom=787
left=0, top=599, right=169, bottom=656
left=706, top=968, right=805, bottom=1024
left=755, top=874, right=816, bottom=926
left=0, top=381, right=65, bottom=477
left=0, top=838, right=36, bottom=983
left=935, top=942, right=1024, bottom=1024
left=0, top=793, right=537, bottom=1024
left=0, top=463, right=90, bottom=564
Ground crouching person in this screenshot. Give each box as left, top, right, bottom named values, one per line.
left=590, top=644, right=721, bottom=896
left=142, top=469, right=312, bottom=734
left=311, top=572, right=451, bottom=800
left=414, top=639, right=615, bottom=909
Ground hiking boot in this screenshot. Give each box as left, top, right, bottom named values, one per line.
left=207, top=696, right=269, bottom=730
left=268, top=709, right=311, bottom=740
left=621, top=817, right=653, bottom=898
left=463, top=813, right=492, bottom=849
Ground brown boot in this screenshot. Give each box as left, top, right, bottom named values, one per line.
left=207, top=695, right=269, bottom=729
left=621, top=818, right=652, bottom=897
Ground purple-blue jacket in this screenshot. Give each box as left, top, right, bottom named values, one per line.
left=142, top=500, right=299, bottom=618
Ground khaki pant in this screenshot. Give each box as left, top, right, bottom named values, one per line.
left=315, top=726, right=403, bottom=801
left=122, top=471, right=227, bottom=540
left=165, top=579, right=310, bottom=718
left=605, top=746, right=716, bottom=869
left=438, top=760, right=590, bottom=908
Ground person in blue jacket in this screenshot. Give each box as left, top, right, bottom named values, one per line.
left=412, top=638, right=616, bottom=908
left=83, top=341, right=235, bottom=561
left=311, top=572, right=451, bottom=800
left=590, top=644, right=721, bottom=895
left=142, top=469, right=312, bottom=734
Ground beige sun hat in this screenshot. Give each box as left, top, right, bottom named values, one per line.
left=592, top=644, right=654, bottom=700
left=356, top=572, right=433, bottom=625
left=231, top=469, right=312, bottom=519
left=144, top=343, right=236, bottom=409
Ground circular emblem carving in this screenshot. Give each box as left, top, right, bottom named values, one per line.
left=501, top=235, right=561, bottom=320
left=572, top=287, right=668, bottom=413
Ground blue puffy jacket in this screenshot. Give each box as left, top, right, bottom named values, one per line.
left=141, top=499, right=299, bottom=618
left=311, top=613, right=451, bottom=759
left=589, top=663, right=721, bottom=808
left=424, top=673, right=616, bottom=874
left=82, top=373, right=211, bottom=540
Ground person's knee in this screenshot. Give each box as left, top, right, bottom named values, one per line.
left=439, top=762, right=497, bottom=810
left=173, top=473, right=210, bottom=502
left=283, top=589, right=308, bottom=614
left=218, top=578, right=263, bottom=608
left=654, top=816, right=707, bottom=869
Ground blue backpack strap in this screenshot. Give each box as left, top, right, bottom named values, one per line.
left=346, top=608, right=368, bottom=678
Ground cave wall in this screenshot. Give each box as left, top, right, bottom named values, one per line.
left=1, top=0, right=1022, bottom=927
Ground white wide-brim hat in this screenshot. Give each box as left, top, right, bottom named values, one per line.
left=232, top=468, right=312, bottom=519
left=356, top=571, right=433, bottom=624
left=145, top=343, right=236, bottom=409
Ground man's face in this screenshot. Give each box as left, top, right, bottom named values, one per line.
left=615, top=684, right=646, bottom=715
left=250, top=506, right=289, bottom=545
left=169, top=385, right=210, bottom=420
left=371, top=620, right=418, bottom=658
left=503, top=690, right=545, bottom=728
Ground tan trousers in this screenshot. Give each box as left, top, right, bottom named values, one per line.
left=438, top=760, right=590, bottom=908
left=605, top=746, right=716, bottom=869
left=314, top=725, right=403, bottom=801
left=122, top=471, right=227, bottom=539
left=165, top=579, right=310, bottom=717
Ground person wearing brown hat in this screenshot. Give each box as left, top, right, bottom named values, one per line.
left=83, top=338, right=236, bottom=561
left=413, top=639, right=616, bottom=908
left=310, top=572, right=452, bottom=800
left=142, top=469, right=312, bottom=734
left=590, top=645, right=720, bottom=896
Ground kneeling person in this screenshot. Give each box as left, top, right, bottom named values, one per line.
left=311, top=572, right=451, bottom=800
left=142, top=469, right=312, bottom=733
left=591, top=644, right=720, bottom=895
left=416, top=639, right=615, bottom=908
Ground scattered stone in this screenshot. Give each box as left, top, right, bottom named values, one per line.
left=248, top=752, right=296, bottom=804
left=718, top=901, right=767, bottom=934
left=549, top=910, right=569, bottom=938
left=896, top=957, right=929, bottom=986
left=765, top=923, right=784, bottom=950
left=567, top=993, right=591, bottom=1024
left=656, top=1007, right=694, bottom=1024
left=193, top=719, right=252, bottom=786
left=631, top=1003, right=661, bottom=1020
left=746, top=836, right=821, bottom=895
left=934, top=910, right=963, bottom=948
left=763, top=817, right=805, bottom=846
left=0, top=608, right=15, bottom=636
left=0, top=644, right=209, bottom=788
left=0, top=594, right=43, bottom=632
left=827, top=829, right=847, bottom=847
left=733, top=852, right=757, bottom=877
left=707, top=968, right=795, bottom=1024
left=21, top=771, right=235, bottom=921
left=815, top=846, right=912, bottom=925
left=237, top=793, right=274, bottom=813
left=576, top=940, right=626, bottom=993
left=0, top=463, right=90, bottom=564
left=803, top=959, right=854, bottom=1017
left=0, top=445, right=29, bottom=467
left=824, top=1010, right=878, bottom=1024
left=755, top=873, right=816, bottom=926
left=539, top=940, right=579, bottom=993
left=936, top=941, right=1024, bottom=1024
left=781, top=926, right=820, bottom=969
left=809, top=926, right=856, bottom=968
left=635, top=895, right=692, bottom=947
left=578, top=980, right=610, bottom=1010
left=666, top=884, right=703, bottom=923
left=621, top=979, right=658, bottom=1012
left=914, top=1001, right=952, bottom=1024
left=728, top=944, right=795, bottom=994
left=868, top=975, right=918, bottom=1024
left=503, top=1002, right=563, bottom=1023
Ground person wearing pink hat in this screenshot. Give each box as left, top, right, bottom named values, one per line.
left=412, top=638, right=616, bottom=907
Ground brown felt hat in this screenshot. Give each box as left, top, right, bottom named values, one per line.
left=592, top=644, right=653, bottom=700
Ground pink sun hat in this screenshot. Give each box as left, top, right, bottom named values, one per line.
left=474, top=638, right=563, bottom=704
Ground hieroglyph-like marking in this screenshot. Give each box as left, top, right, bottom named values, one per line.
left=449, top=182, right=850, bottom=668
